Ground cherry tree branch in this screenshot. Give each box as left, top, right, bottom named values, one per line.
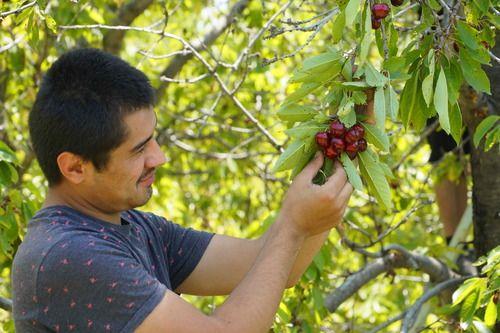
left=324, top=245, right=462, bottom=313
left=102, top=0, right=154, bottom=54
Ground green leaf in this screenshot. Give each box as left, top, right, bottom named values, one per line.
left=365, top=63, right=387, bottom=87
left=460, top=290, right=480, bottom=330
left=303, top=50, right=342, bottom=71
left=345, top=0, right=362, bottom=26
left=283, top=82, right=322, bottom=105
left=472, top=320, right=493, bottom=333
left=374, top=87, right=386, bottom=129
left=45, top=14, right=57, bottom=34
left=421, top=52, right=435, bottom=107
left=351, top=91, right=367, bottom=104
left=342, top=81, right=370, bottom=89
left=0, top=141, right=18, bottom=164
left=277, top=104, right=317, bottom=122
left=384, top=85, right=399, bottom=121
left=362, top=123, right=389, bottom=152
left=285, top=121, right=327, bottom=139
left=483, top=127, right=499, bottom=151
left=338, top=99, right=356, bottom=127
left=453, top=277, right=482, bottom=305
left=484, top=296, right=497, bottom=328
left=290, top=138, right=317, bottom=180
left=340, top=153, right=363, bottom=191
left=473, top=115, right=500, bottom=147
left=332, top=11, right=345, bottom=43
left=443, top=57, right=463, bottom=104
left=456, top=21, right=480, bottom=51
left=434, top=68, right=450, bottom=134
left=459, top=48, right=491, bottom=94
left=358, top=150, right=392, bottom=210
left=449, top=103, right=463, bottom=145
left=272, top=139, right=306, bottom=173
left=400, top=69, right=429, bottom=131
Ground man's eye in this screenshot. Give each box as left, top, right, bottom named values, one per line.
left=137, top=146, right=146, bottom=154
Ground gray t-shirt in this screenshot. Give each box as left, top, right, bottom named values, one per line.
left=12, top=205, right=214, bottom=332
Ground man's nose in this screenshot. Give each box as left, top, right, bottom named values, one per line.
left=146, top=139, right=166, bottom=168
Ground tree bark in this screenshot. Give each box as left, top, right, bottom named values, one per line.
left=102, top=0, right=154, bottom=54
left=462, top=33, right=500, bottom=257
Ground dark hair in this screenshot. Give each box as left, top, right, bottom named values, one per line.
left=29, top=48, right=155, bottom=186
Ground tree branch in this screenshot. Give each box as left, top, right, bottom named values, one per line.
left=0, top=296, right=12, bottom=312
left=155, top=0, right=250, bottom=100
left=401, top=277, right=470, bottom=333
left=324, top=246, right=461, bottom=312
left=102, top=0, right=154, bottom=54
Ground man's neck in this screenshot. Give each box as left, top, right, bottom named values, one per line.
left=44, top=186, right=122, bottom=225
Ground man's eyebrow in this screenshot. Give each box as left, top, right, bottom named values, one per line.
left=130, top=134, right=154, bottom=153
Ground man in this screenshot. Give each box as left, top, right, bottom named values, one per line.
left=12, top=48, right=352, bottom=332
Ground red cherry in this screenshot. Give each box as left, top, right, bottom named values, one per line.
left=330, top=137, right=345, bottom=153
left=371, top=16, right=382, bottom=30
left=372, top=3, right=390, bottom=20
left=344, top=129, right=358, bottom=144
left=358, top=138, right=367, bottom=152
left=390, top=0, right=404, bottom=6
left=329, top=120, right=346, bottom=138
left=346, top=141, right=359, bottom=160
left=315, top=132, right=329, bottom=148
left=324, top=146, right=339, bottom=160
left=351, top=124, right=365, bottom=139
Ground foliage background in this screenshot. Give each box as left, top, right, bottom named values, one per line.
left=0, top=0, right=498, bottom=332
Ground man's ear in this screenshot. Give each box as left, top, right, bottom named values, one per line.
left=56, top=152, right=88, bottom=184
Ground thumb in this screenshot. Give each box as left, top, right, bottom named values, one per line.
left=297, top=151, right=324, bottom=183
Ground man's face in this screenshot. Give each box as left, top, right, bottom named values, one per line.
left=83, top=107, right=166, bottom=213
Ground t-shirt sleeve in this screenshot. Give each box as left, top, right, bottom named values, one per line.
left=151, top=215, right=215, bottom=290
left=36, top=236, right=166, bottom=333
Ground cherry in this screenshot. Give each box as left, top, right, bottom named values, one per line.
left=358, top=138, right=367, bottom=152
left=372, top=3, right=390, bottom=20
left=315, top=132, right=329, bottom=148
left=351, top=124, right=365, bottom=139
left=324, top=146, right=339, bottom=159
left=390, top=0, right=404, bottom=6
left=371, top=16, right=382, bottom=30
left=329, top=120, right=346, bottom=138
left=346, top=141, right=359, bottom=160
left=330, top=137, right=345, bottom=153
left=345, top=129, right=359, bottom=144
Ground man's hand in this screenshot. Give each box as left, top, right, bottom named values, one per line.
left=278, top=151, right=353, bottom=238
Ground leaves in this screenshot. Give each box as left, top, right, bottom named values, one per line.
left=345, top=0, right=362, bottom=26
left=358, top=150, right=393, bottom=210
left=421, top=50, right=435, bottom=107
left=362, top=123, right=389, bottom=152
left=340, top=153, right=363, bottom=191
left=434, top=68, right=450, bottom=134
left=272, top=139, right=308, bottom=173
left=449, top=102, right=463, bottom=145
left=384, top=85, right=399, bottom=121
left=459, top=48, right=491, bottom=94
left=277, top=104, right=317, bottom=122
left=473, top=115, right=500, bottom=147
left=331, top=11, right=345, bottom=43
left=374, top=87, right=386, bottom=129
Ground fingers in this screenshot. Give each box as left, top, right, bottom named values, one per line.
left=337, top=181, right=354, bottom=207
left=296, top=151, right=324, bottom=184
left=323, top=161, right=348, bottom=192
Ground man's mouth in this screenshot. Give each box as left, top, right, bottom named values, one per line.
left=138, top=170, right=155, bottom=185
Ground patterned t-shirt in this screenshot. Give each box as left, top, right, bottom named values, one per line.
left=12, top=205, right=214, bottom=332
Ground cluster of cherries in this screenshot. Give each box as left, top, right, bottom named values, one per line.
left=315, top=120, right=367, bottom=160
left=371, top=0, right=404, bottom=30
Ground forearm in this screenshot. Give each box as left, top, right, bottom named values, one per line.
left=258, top=221, right=331, bottom=287
left=211, top=215, right=305, bottom=333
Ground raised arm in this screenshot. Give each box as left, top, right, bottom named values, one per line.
left=136, top=153, right=352, bottom=332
